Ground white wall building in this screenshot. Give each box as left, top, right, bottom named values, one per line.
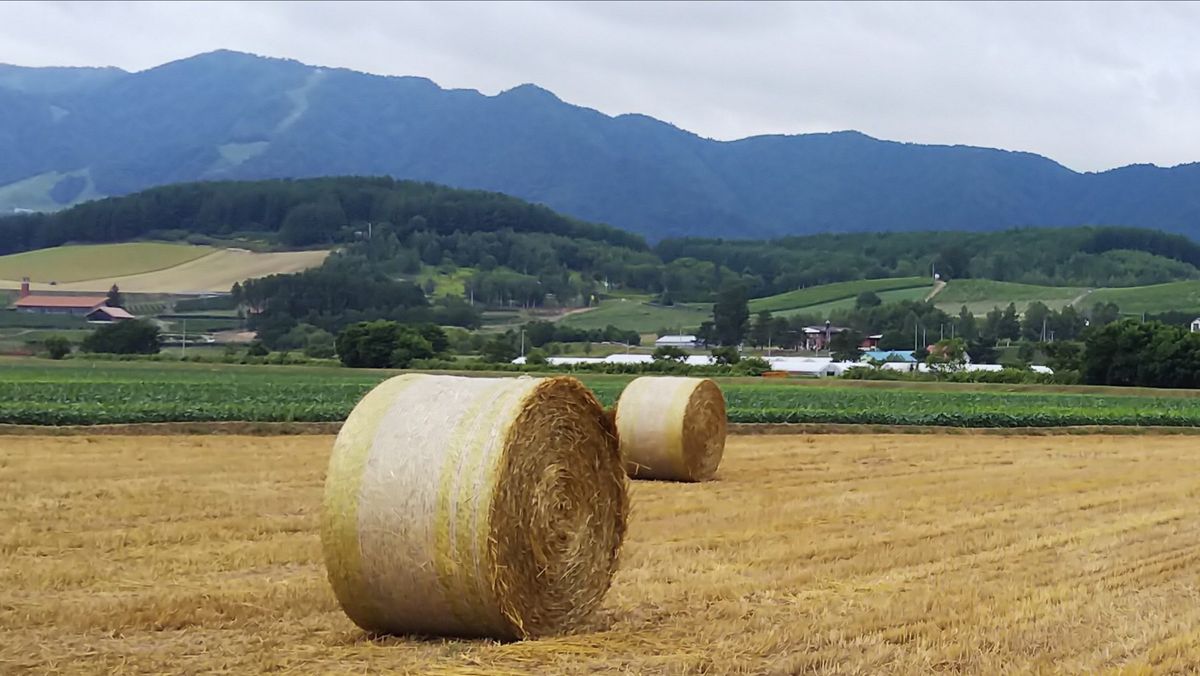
left=654, top=334, right=700, bottom=348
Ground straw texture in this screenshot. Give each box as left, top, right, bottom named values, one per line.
left=615, top=376, right=727, bottom=481
left=320, top=374, right=626, bottom=639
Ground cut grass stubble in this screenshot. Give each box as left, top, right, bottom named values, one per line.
left=4, top=433, right=1200, bottom=672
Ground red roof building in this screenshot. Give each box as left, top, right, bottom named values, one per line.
left=14, top=295, right=109, bottom=315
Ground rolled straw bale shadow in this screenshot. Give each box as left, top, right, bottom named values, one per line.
left=321, top=374, right=627, bottom=640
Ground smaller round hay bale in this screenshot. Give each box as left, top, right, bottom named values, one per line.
left=321, top=374, right=626, bottom=639
left=614, top=376, right=726, bottom=481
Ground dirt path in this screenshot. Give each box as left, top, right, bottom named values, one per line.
left=924, top=279, right=947, bottom=301
left=1068, top=288, right=1095, bottom=307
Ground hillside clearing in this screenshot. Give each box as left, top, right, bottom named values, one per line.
left=559, top=298, right=711, bottom=333
left=0, top=247, right=329, bottom=294
left=4, top=433, right=1199, bottom=673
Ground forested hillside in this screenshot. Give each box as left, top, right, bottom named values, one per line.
left=662, top=227, right=1200, bottom=294
left=4, top=177, right=1200, bottom=308
left=4, top=51, right=1200, bottom=239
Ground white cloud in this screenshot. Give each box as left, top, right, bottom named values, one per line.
left=2, top=1, right=1199, bottom=171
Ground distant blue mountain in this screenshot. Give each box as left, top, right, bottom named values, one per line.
left=2, top=50, right=1199, bottom=240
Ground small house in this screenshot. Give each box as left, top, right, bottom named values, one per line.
left=802, top=325, right=852, bottom=351
left=1192, top=318, right=1200, bottom=333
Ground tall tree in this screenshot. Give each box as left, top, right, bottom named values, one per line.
left=956, top=305, right=978, bottom=342
left=750, top=310, right=774, bottom=348
left=712, top=282, right=750, bottom=347
left=855, top=291, right=882, bottom=309
left=1021, top=302, right=1051, bottom=341
left=997, top=303, right=1021, bottom=341
left=1089, top=301, right=1122, bottom=327
left=106, top=284, right=124, bottom=308
left=829, top=329, right=865, bottom=362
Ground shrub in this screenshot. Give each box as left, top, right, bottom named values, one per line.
left=43, top=335, right=72, bottom=360
left=81, top=319, right=161, bottom=355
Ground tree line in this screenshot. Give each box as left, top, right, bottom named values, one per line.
left=658, top=227, right=1200, bottom=297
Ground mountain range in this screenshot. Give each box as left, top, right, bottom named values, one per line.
left=2, top=50, right=1200, bottom=241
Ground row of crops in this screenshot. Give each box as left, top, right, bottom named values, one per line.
left=4, top=361, right=1200, bottom=428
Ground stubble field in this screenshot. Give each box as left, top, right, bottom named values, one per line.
left=3, top=433, right=1200, bottom=674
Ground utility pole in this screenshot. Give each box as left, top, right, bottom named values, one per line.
left=520, top=328, right=525, bottom=358
left=1042, top=316, right=1047, bottom=343
left=181, top=318, right=187, bottom=359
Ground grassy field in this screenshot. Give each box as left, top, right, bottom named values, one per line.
left=0, top=242, right=214, bottom=284
left=1089, top=280, right=1200, bottom=316
left=749, top=277, right=931, bottom=315
left=0, top=246, right=329, bottom=294
left=6, top=360, right=1200, bottom=427
left=4, top=433, right=1199, bottom=673
left=559, top=298, right=711, bottom=334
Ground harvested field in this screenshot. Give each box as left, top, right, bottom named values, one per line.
left=3, top=433, right=1200, bottom=673
left=0, top=247, right=328, bottom=294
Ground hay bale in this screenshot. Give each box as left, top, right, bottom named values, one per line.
left=614, top=376, right=726, bottom=481
left=321, top=374, right=627, bottom=639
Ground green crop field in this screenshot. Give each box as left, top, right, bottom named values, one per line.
left=932, top=280, right=1087, bottom=315
left=0, top=242, right=215, bottom=284
left=4, top=360, right=1200, bottom=428
left=1088, top=281, right=1200, bottom=316
left=749, top=277, right=931, bottom=315
left=776, top=286, right=932, bottom=318
left=560, top=298, right=712, bottom=334
left=932, top=279, right=1200, bottom=317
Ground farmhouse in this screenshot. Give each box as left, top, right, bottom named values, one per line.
left=655, top=334, right=700, bottom=348
left=802, top=324, right=852, bottom=351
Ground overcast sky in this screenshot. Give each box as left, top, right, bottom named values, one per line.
left=2, top=1, right=1199, bottom=172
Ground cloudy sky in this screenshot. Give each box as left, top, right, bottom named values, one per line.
left=2, top=1, right=1199, bottom=172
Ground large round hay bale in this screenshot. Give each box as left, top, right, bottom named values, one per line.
left=320, top=374, right=627, bottom=639
left=614, top=376, right=726, bottom=481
